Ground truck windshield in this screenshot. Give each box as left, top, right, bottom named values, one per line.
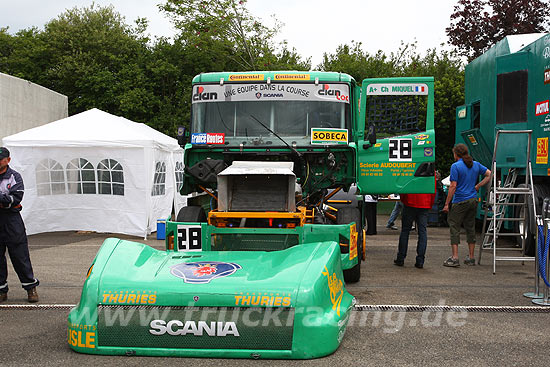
left=191, top=83, right=350, bottom=146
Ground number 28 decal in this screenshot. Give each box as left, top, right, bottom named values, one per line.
left=177, top=225, right=202, bottom=251
left=388, top=138, right=412, bottom=162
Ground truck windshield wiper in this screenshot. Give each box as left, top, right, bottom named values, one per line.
left=249, top=115, right=302, bottom=158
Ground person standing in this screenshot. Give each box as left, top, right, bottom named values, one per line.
left=386, top=200, right=402, bottom=230
left=442, top=144, right=491, bottom=267
left=393, top=190, right=435, bottom=269
left=0, top=147, right=39, bottom=302
left=364, top=194, right=378, bottom=235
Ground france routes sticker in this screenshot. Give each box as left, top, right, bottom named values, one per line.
left=170, top=261, right=242, bottom=284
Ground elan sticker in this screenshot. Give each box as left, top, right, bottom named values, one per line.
left=170, top=262, right=242, bottom=284
left=311, top=128, right=348, bottom=145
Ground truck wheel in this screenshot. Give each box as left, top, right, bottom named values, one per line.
left=176, top=206, right=207, bottom=223
left=337, top=207, right=362, bottom=283
left=515, top=184, right=550, bottom=256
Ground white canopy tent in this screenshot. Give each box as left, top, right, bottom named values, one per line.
left=2, top=108, right=183, bottom=237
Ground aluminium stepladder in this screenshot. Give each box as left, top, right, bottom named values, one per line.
left=477, top=130, right=537, bottom=274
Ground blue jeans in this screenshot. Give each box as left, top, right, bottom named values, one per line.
left=396, top=205, right=429, bottom=265
left=387, top=201, right=403, bottom=226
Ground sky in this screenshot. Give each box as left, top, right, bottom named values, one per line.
left=0, top=0, right=458, bottom=67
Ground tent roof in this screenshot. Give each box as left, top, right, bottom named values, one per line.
left=3, top=108, right=180, bottom=151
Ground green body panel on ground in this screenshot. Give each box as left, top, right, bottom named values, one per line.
left=68, top=237, right=355, bottom=359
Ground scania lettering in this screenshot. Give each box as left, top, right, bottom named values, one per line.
left=149, top=320, right=240, bottom=337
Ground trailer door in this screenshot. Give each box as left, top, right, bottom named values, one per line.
left=356, top=77, right=435, bottom=194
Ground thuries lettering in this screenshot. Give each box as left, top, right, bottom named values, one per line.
left=149, top=320, right=240, bottom=337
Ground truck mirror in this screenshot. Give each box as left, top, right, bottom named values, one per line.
left=177, top=126, right=188, bottom=146
left=366, top=125, right=376, bottom=145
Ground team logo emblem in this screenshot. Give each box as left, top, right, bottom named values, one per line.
left=255, top=92, right=262, bottom=99
left=170, top=261, right=242, bottom=284
left=415, top=134, right=429, bottom=140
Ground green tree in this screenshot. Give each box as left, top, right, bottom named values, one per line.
left=160, top=0, right=309, bottom=71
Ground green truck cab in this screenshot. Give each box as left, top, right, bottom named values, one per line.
left=69, top=71, right=435, bottom=359
left=456, top=34, right=550, bottom=254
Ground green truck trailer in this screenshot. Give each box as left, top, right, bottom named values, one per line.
left=456, top=33, right=550, bottom=255
left=69, top=71, right=436, bottom=359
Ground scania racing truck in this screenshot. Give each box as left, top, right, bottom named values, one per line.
left=69, top=71, right=435, bottom=359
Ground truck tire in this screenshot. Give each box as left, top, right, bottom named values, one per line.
left=515, top=184, right=550, bottom=256
left=337, top=207, right=362, bottom=283
left=176, top=206, right=207, bottom=223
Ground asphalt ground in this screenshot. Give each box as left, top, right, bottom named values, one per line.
left=1, top=215, right=549, bottom=366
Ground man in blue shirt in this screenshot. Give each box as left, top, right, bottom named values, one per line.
left=442, top=144, right=491, bottom=267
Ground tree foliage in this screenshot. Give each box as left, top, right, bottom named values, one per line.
left=160, top=0, right=309, bottom=71
left=447, top=0, right=550, bottom=61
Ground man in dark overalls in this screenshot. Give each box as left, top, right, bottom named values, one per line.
left=0, top=147, right=39, bottom=302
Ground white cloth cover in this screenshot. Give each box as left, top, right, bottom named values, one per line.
left=2, top=108, right=182, bottom=237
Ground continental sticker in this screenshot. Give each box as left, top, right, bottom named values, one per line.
left=537, top=137, right=548, bottom=164
left=228, top=74, right=264, bottom=81
left=234, top=292, right=291, bottom=307
left=311, top=128, right=348, bottom=145
left=274, top=73, right=310, bottom=81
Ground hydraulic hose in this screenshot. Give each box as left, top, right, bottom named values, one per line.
left=537, top=224, right=550, bottom=288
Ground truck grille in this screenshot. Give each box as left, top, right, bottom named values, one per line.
left=211, top=233, right=299, bottom=251
left=97, top=305, right=294, bottom=350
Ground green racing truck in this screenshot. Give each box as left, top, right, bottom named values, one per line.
left=68, top=71, right=435, bottom=359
